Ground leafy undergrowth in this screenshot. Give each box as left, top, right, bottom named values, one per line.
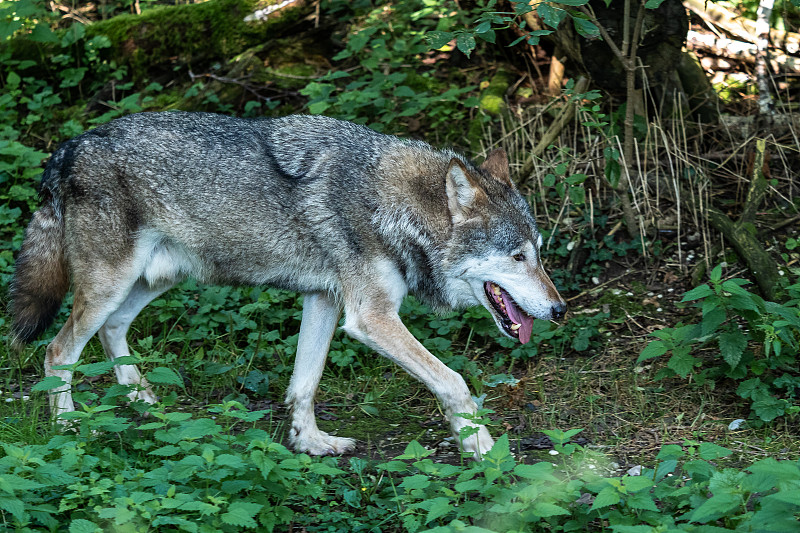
left=1, top=266, right=799, bottom=531
left=2, top=400, right=799, bottom=533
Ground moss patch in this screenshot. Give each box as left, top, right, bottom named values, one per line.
left=87, top=0, right=311, bottom=80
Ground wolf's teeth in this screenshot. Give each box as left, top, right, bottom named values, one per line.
left=510, top=324, right=521, bottom=331
left=492, top=285, right=501, bottom=296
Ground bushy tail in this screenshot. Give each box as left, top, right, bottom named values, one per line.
left=9, top=174, right=69, bottom=349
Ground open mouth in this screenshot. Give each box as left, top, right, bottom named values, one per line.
left=484, top=281, right=534, bottom=344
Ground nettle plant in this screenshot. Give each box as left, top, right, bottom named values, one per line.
left=639, top=265, right=800, bottom=423
left=300, top=1, right=478, bottom=136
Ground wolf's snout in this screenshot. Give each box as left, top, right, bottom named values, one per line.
left=551, top=302, right=567, bottom=320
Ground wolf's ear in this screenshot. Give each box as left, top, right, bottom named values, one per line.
left=446, top=159, right=485, bottom=223
left=480, top=148, right=513, bottom=187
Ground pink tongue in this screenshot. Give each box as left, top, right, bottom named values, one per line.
left=501, top=289, right=534, bottom=344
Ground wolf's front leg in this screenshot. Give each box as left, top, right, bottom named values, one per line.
left=286, top=293, right=355, bottom=456
left=343, top=305, right=494, bottom=460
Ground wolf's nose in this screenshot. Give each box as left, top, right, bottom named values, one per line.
left=551, top=302, right=567, bottom=320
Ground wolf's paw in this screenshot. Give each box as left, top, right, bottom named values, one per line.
left=127, top=386, right=157, bottom=405
left=459, top=426, right=495, bottom=461
left=290, top=429, right=356, bottom=456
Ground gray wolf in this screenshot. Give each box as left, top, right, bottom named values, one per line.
left=10, top=112, right=566, bottom=459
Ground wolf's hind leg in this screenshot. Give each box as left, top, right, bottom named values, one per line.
left=97, top=279, right=175, bottom=405
left=286, top=292, right=354, bottom=455
left=46, top=279, right=138, bottom=419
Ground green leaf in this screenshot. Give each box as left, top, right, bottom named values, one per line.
left=645, top=0, right=667, bottom=6
left=625, top=491, right=659, bottom=511
left=573, top=17, right=599, bottom=37
left=75, top=360, right=117, bottom=377
left=456, top=33, right=476, bottom=57
left=398, top=440, right=432, bottom=460
left=0, top=495, right=25, bottom=521
left=149, top=445, right=182, bottom=457
left=533, top=501, right=570, bottom=517
left=638, top=340, right=667, bottom=362
left=146, top=367, right=184, bottom=387
left=609, top=526, right=655, bottom=533
left=719, top=329, right=747, bottom=368
left=425, top=497, right=453, bottom=523
left=29, top=23, right=59, bottom=43
left=701, top=306, right=727, bottom=336
left=308, top=463, right=346, bottom=476
left=709, top=264, right=723, bottom=282
left=682, top=284, right=713, bottom=302
left=221, top=501, right=263, bottom=528
left=69, top=519, right=101, bottom=533
left=667, top=347, right=699, bottom=378
left=477, top=28, right=496, bottom=43
left=591, top=486, right=621, bottom=510
left=537, top=3, right=566, bottom=28
left=698, top=442, right=733, bottom=460
left=426, top=31, right=453, bottom=49
left=569, top=185, right=586, bottom=206
left=308, top=101, right=330, bottom=115
left=689, top=493, right=740, bottom=523
left=31, top=376, right=66, bottom=391
left=400, top=474, right=431, bottom=490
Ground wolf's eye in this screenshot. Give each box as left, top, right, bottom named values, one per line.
left=513, top=253, right=526, bottom=262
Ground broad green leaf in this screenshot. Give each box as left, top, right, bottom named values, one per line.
left=622, top=475, right=654, bottom=492
left=75, top=360, right=117, bottom=377
left=569, top=185, right=586, bottom=206
left=701, top=306, right=727, bottom=336
left=427, top=30, right=453, bottom=49
left=763, top=489, right=800, bottom=505
left=698, top=442, right=733, bottom=460
left=682, top=284, right=713, bottom=302
left=398, top=440, right=432, bottom=460
left=400, top=474, right=431, bottom=490
left=625, top=491, right=659, bottom=511
left=425, top=497, right=452, bottom=523
left=709, top=264, right=723, bottom=283
left=69, top=519, right=101, bottom=533
left=689, top=493, right=740, bottom=523
left=573, top=17, right=599, bottom=37
left=610, top=526, right=655, bottom=533
left=221, top=501, right=263, bottom=528
left=514, top=461, right=556, bottom=481
left=477, top=28, right=496, bottom=44
left=533, top=501, right=570, bottom=517
left=308, top=462, right=345, bottom=476
left=148, top=445, right=181, bottom=457
left=638, top=340, right=667, bottom=362
left=146, top=367, right=184, bottom=386
left=0, top=495, right=25, bottom=521
left=591, top=486, right=621, bottom=510
left=667, top=347, right=698, bottom=378
left=31, top=376, right=66, bottom=391
left=537, top=3, right=566, bottom=28
left=29, top=23, right=59, bottom=43
left=456, top=33, right=476, bottom=57
left=719, top=329, right=747, bottom=368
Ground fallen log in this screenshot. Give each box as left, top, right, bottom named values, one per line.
left=705, top=139, right=781, bottom=301
left=686, top=30, right=800, bottom=73
left=684, top=0, right=800, bottom=54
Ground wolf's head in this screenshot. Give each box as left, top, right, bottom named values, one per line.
left=443, top=149, right=566, bottom=344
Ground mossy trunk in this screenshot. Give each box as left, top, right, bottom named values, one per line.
left=1, top=0, right=315, bottom=83
left=707, top=208, right=780, bottom=301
